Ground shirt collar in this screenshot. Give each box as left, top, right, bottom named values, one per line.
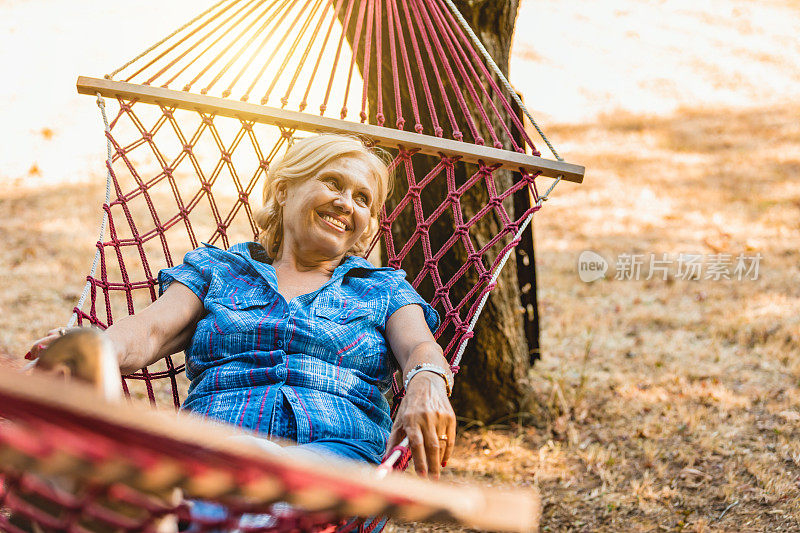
left=222, top=242, right=389, bottom=283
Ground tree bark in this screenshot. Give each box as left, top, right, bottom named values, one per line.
left=341, top=0, right=532, bottom=422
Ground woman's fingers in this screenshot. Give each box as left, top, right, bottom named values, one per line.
left=441, top=414, right=456, bottom=468
left=384, top=425, right=404, bottom=457
left=26, top=332, right=62, bottom=360
left=422, top=417, right=442, bottom=480
left=406, top=426, right=428, bottom=478
left=435, top=420, right=447, bottom=466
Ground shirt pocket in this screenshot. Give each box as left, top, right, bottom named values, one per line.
left=211, top=293, right=278, bottom=334
left=313, top=305, right=383, bottom=368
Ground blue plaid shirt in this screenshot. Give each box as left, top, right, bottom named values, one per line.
left=158, top=242, right=438, bottom=464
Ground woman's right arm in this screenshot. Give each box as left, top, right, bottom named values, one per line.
left=29, top=282, right=206, bottom=376
left=110, top=283, right=206, bottom=375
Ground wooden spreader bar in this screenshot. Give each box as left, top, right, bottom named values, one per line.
left=77, top=76, right=584, bottom=183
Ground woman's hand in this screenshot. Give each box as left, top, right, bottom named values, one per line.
left=26, top=327, right=73, bottom=360
left=384, top=303, right=456, bottom=480
left=386, top=371, right=456, bottom=480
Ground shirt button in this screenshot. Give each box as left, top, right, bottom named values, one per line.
left=276, top=339, right=284, bottom=348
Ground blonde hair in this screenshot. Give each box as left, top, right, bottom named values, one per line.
left=254, top=134, right=392, bottom=258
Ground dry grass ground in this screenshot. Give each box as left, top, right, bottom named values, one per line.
left=2, top=102, right=798, bottom=532
left=393, top=104, right=800, bottom=532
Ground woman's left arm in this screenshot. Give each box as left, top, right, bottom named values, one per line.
left=385, top=304, right=455, bottom=480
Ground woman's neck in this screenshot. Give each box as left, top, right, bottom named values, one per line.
left=270, top=246, right=345, bottom=302
left=272, top=245, right=343, bottom=277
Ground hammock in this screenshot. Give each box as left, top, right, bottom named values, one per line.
left=2, top=0, right=584, bottom=530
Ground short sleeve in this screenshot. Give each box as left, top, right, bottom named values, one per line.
left=386, top=272, right=440, bottom=334
left=158, top=245, right=216, bottom=301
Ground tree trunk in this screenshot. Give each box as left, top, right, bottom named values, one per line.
left=341, top=0, right=533, bottom=422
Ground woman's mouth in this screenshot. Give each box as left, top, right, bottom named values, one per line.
left=318, top=212, right=349, bottom=232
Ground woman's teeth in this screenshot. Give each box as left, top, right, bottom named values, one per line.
left=322, top=214, right=347, bottom=230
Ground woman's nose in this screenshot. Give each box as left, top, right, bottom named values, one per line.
left=332, top=190, right=353, bottom=213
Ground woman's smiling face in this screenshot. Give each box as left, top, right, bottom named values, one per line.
left=278, top=156, right=377, bottom=261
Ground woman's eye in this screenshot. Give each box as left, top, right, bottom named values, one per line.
left=355, top=193, right=370, bottom=206
left=323, top=178, right=338, bottom=189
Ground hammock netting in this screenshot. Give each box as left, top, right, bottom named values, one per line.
left=1, top=0, right=581, bottom=530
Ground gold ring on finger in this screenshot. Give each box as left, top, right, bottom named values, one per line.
left=439, top=434, right=448, bottom=441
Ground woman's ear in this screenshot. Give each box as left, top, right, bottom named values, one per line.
left=275, top=182, right=287, bottom=207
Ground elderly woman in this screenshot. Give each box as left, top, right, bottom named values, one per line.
left=32, top=134, right=455, bottom=480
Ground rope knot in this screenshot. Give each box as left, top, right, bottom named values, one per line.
left=238, top=192, right=249, bottom=203
left=220, top=152, right=231, bottom=163
left=217, top=223, right=227, bottom=236
left=414, top=124, right=424, bottom=134
left=440, top=155, right=460, bottom=167
left=454, top=225, right=468, bottom=237
left=449, top=365, right=460, bottom=375
left=444, top=309, right=460, bottom=321
left=142, top=132, right=153, bottom=141
left=163, top=167, right=173, bottom=176
left=259, top=159, right=269, bottom=170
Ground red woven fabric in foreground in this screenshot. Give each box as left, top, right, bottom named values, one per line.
left=0, top=368, right=542, bottom=532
